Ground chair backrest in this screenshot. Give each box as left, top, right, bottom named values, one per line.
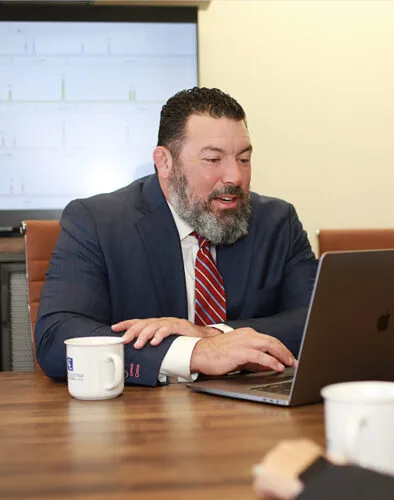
left=317, top=228, right=394, bottom=257
left=23, top=220, right=61, bottom=369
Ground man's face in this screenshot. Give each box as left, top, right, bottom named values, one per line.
left=167, top=114, right=252, bottom=245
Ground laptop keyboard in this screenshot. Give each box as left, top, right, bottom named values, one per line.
left=251, top=376, right=293, bottom=395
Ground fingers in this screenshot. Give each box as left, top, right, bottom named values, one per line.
left=111, top=319, right=140, bottom=332
left=247, top=332, right=296, bottom=367
left=190, top=332, right=294, bottom=376
left=133, top=323, right=175, bottom=349
left=253, top=469, right=303, bottom=500
left=120, top=318, right=167, bottom=347
left=148, top=327, right=170, bottom=347
left=114, top=317, right=188, bottom=348
left=265, top=340, right=295, bottom=368
left=241, top=363, right=277, bottom=373
left=244, top=349, right=285, bottom=373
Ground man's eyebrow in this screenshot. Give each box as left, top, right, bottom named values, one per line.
left=199, top=146, right=226, bottom=155
left=199, top=145, right=253, bottom=155
left=239, top=145, right=253, bottom=155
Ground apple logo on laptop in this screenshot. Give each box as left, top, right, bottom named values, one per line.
left=377, top=309, right=391, bottom=331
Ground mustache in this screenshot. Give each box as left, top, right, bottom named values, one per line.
left=207, top=185, right=247, bottom=202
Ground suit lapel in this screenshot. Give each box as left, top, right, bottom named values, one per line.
left=217, top=220, right=255, bottom=320
left=135, top=176, right=188, bottom=319
left=133, top=175, right=256, bottom=322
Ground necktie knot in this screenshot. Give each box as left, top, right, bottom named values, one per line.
left=191, top=231, right=210, bottom=250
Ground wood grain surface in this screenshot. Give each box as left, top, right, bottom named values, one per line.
left=0, top=372, right=325, bottom=500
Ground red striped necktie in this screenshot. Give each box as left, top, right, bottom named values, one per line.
left=192, top=232, right=227, bottom=326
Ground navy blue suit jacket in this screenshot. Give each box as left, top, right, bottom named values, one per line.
left=35, top=174, right=318, bottom=386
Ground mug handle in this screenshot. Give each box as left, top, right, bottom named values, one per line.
left=105, top=353, right=123, bottom=391
left=345, top=413, right=367, bottom=463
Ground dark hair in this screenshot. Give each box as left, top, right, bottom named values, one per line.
left=157, top=87, right=247, bottom=159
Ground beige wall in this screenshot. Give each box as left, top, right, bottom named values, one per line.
left=198, top=0, right=394, bottom=253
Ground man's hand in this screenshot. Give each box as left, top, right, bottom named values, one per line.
left=190, top=328, right=297, bottom=374
left=111, top=317, right=222, bottom=349
left=253, top=439, right=323, bottom=500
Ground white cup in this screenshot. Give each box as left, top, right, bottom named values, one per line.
left=321, top=381, right=394, bottom=476
left=64, top=336, right=125, bottom=400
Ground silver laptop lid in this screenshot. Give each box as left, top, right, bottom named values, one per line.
left=289, top=249, right=394, bottom=405
left=188, top=250, right=394, bottom=406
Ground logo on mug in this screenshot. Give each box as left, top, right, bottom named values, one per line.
left=67, top=357, right=74, bottom=371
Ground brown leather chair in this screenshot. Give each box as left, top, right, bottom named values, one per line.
left=23, top=220, right=61, bottom=369
left=317, top=228, right=394, bottom=257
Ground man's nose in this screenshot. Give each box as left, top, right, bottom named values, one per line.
left=221, top=157, right=243, bottom=185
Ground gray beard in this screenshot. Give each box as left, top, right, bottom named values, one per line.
left=168, top=169, right=251, bottom=245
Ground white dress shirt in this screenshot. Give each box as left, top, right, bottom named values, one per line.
left=158, top=204, right=232, bottom=382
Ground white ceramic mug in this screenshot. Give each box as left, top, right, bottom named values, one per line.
left=321, top=381, right=394, bottom=476
left=64, top=336, right=124, bottom=400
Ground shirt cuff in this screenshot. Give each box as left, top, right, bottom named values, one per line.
left=159, top=336, right=201, bottom=382
left=209, top=323, right=233, bottom=333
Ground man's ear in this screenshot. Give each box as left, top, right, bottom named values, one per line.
left=153, top=146, right=173, bottom=180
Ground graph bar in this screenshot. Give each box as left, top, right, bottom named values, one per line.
left=61, top=76, right=65, bottom=101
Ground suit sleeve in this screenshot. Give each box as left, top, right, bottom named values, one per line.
left=35, top=199, right=177, bottom=387
left=298, top=459, right=394, bottom=500
left=226, top=204, right=318, bottom=356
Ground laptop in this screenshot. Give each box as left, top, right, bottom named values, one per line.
left=187, top=250, right=394, bottom=406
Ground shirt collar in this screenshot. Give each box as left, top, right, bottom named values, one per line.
left=167, top=202, right=194, bottom=242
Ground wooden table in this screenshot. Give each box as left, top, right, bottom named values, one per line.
left=0, top=372, right=325, bottom=500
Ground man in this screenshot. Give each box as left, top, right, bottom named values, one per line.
left=36, top=87, right=317, bottom=386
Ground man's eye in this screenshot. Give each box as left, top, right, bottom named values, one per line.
left=204, top=158, right=220, bottom=164
left=238, top=157, right=251, bottom=165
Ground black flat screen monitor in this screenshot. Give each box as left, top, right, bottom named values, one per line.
left=0, top=3, right=198, bottom=233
